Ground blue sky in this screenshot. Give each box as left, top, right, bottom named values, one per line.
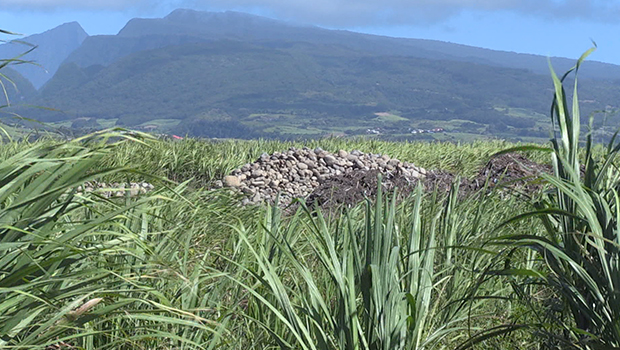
left=2, top=0, right=620, bottom=65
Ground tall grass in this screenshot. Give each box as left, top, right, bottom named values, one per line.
left=0, top=131, right=238, bottom=348
left=481, top=47, right=620, bottom=348
left=221, top=179, right=533, bottom=349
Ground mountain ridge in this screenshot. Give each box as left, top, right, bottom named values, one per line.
left=59, top=9, right=620, bottom=82
left=0, top=22, right=88, bottom=89
left=5, top=9, right=620, bottom=141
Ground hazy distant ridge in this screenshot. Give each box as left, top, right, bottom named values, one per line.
left=0, top=22, right=88, bottom=89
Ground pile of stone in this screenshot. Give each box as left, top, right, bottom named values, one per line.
left=217, top=147, right=426, bottom=206
left=76, top=182, right=154, bottom=198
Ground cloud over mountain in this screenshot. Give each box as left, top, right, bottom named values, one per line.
left=2, top=0, right=152, bottom=10
left=4, top=0, right=620, bottom=26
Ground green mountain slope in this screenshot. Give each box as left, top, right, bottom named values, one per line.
left=11, top=9, right=620, bottom=140
left=29, top=39, right=620, bottom=139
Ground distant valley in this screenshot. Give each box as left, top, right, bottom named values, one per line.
left=2, top=9, right=620, bottom=142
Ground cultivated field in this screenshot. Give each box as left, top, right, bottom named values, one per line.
left=2, top=50, right=620, bottom=349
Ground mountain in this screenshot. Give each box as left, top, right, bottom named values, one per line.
left=64, top=9, right=620, bottom=81
left=0, top=22, right=88, bottom=89
left=15, top=9, right=620, bottom=140
left=29, top=38, right=620, bottom=140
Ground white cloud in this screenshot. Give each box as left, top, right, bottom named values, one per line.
left=187, top=0, right=620, bottom=25
left=4, top=0, right=620, bottom=25
left=2, top=0, right=149, bottom=10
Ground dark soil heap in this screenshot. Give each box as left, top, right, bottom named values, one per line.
left=307, top=169, right=418, bottom=209
left=469, top=153, right=551, bottom=192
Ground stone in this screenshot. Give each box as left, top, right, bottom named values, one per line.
left=324, top=155, right=337, bottom=166
left=297, top=162, right=308, bottom=170
left=223, top=176, right=241, bottom=188
left=338, top=150, right=349, bottom=158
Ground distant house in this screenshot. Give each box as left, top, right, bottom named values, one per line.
left=412, top=128, right=444, bottom=134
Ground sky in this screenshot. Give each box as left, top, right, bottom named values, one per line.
left=1, top=0, right=620, bottom=65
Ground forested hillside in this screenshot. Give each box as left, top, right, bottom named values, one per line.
left=4, top=9, right=620, bottom=141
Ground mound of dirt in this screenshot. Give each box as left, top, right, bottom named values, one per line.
left=471, top=153, right=551, bottom=192
left=302, top=153, right=552, bottom=210
left=306, top=169, right=418, bottom=209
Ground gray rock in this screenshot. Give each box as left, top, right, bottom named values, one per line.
left=324, top=155, right=337, bottom=166
left=252, top=193, right=263, bottom=203
left=388, top=159, right=400, bottom=167
left=223, top=176, right=242, bottom=188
